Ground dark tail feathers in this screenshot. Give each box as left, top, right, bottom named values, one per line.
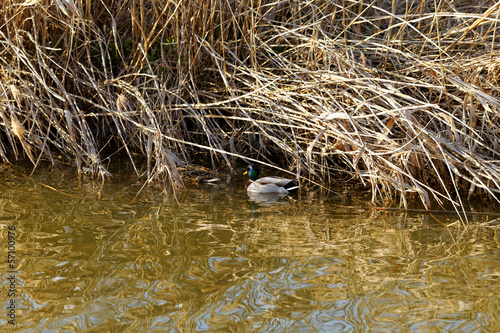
left=284, top=180, right=299, bottom=192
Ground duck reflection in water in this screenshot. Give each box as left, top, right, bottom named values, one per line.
left=246, top=191, right=289, bottom=204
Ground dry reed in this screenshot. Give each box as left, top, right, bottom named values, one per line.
left=1, top=0, right=500, bottom=217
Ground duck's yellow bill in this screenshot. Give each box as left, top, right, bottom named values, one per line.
left=243, top=170, right=248, bottom=175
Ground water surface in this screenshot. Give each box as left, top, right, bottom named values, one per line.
left=1, top=165, right=499, bottom=332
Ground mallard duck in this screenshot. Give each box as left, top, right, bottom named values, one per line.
left=244, top=163, right=299, bottom=193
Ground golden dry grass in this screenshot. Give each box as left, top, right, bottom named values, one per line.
left=1, top=0, right=500, bottom=215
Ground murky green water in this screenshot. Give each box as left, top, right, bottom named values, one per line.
left=1, top=165, right=500, bottom=332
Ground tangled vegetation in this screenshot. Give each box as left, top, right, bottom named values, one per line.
left=1, top=0, right=500, bottom=211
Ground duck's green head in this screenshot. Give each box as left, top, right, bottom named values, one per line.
left=244, top=163, right=259, bottom=181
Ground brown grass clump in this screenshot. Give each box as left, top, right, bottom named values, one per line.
left=1, top=0, right=500, bottom=214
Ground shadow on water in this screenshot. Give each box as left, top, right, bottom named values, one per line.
left=0, top=164, right=499, bottom=332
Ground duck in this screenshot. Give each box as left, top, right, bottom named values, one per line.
left=244, top=163, right=299, bottom=193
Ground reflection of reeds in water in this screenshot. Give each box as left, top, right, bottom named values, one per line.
left=1, top=0, right=500, bottom=212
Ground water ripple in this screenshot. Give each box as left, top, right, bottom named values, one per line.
left=0, top=173, right=499, bottom=332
